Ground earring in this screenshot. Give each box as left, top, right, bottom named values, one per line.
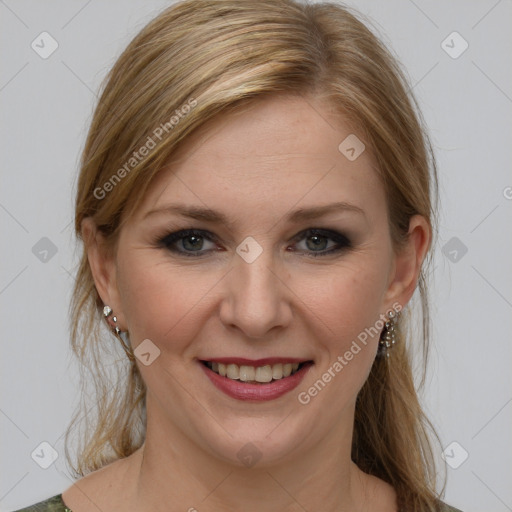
left=103, top=305, right=136, bottom=363
left=377, top=310, right=400, bottom=358
left=103, top=305, right=121, bottom=335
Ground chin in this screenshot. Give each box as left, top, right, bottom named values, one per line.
left=194, top=412, right=316, bottom=470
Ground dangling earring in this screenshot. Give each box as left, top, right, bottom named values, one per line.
left=103, top=305, right=136, bottom=363
left=377, top=310, right=400, bottom=358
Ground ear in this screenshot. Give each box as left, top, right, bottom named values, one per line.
left=383, top=215, right=431, bottom=308
left=81, top=217, right=126, bottom=329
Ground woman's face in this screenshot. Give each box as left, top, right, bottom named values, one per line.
left=93, top=94, right=424, bottom=468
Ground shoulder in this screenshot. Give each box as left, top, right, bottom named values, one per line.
left=11, top=494, right=72, bottom=512
left=61, top=451, right=141, bottom=511
left=440, top=502, right=464, bottom=512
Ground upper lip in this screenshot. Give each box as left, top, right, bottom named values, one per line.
left=199, top=357, right=312, bottom=366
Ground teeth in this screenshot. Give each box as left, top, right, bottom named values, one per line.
left=239, top=365, right=255, bottom=382
left=206, top=361, right=305, bottom=383
left=255, top=365, right=273, bottom=383
left=272, top=363, right=283, bottom=379
left=226, top=364, right=239, bottom=380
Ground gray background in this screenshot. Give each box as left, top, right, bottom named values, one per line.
left=1, top=1, right=511, bottom=511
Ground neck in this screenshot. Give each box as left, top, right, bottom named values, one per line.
left=124, top=395, right=375, bottom=512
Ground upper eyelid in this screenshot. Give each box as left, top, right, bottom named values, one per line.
left=161, top=227, right=344, bottom=241
left=158, top=227, right=349, bottom=252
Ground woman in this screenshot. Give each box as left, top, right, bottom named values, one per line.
left=15, top=0, right=462, bottom=510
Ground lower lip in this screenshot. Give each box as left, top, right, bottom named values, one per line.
left=200, top=361, right=313, bottom=402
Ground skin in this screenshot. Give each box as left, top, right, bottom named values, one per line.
left=64, top=94, right=430, bottom=512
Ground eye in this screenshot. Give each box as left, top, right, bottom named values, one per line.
left=155, top=228, right=351, bottom=258
left=156, top=229, right=219, bottom=257
left=290, top=228, right=351, bottom=257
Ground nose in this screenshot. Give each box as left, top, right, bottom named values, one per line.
left=218, top=247, right=293, bottom=339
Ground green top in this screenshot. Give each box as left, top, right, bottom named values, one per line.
left=12, top=493, right=463, bottom=511
left=12, top=495, right=71, bottom=512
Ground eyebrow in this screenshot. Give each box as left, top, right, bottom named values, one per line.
left=143, top=201, right=366, bottom=226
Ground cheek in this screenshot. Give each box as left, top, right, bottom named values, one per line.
left=117, top=254, right=217, bottom=352
left=298, top=265, right=389, bottom=409
left=305, top=256, right=389, bottom=372
left=304, top=259, right=389, bottom=344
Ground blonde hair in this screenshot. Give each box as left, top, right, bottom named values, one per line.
left=66, top=1, right=443, bottom=510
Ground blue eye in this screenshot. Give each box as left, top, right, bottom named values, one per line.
left=157, top=229, right=219, bottom=257
left=156, top=228, right=351, bottom=258
left=291, top=228, right=351, bottom=257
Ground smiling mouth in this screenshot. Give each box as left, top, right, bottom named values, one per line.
left=200, top=360, right=312, bottom=384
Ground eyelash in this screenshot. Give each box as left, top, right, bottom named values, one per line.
left=155, top=228, right=352, bottom=258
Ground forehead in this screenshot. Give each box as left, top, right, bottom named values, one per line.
left=134, top=94, right=385, bottom=224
